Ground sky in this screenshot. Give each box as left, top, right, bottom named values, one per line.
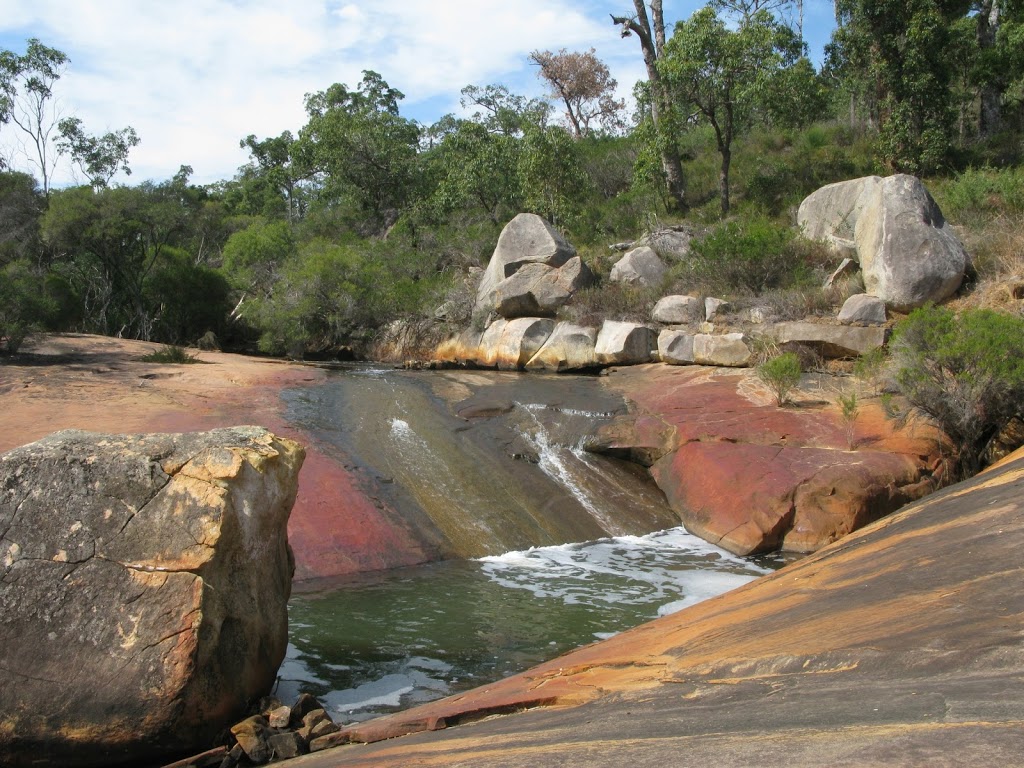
left=0, top=1, right=837, bottom=188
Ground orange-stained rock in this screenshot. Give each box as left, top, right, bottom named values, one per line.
left=590, top=364, right=947, bottom=554
left=0, top=335, right=439, bottom=583
left=286, top=449, right=1024, bottom=768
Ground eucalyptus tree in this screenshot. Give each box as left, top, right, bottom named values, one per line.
left=0, top=38, right=69, bottom=193
left=55, top=118, right=140, bottom=188
left=41, top=180, right=194, bottom=340
left=528, top=48, right=626, bottom=137
left=238, top=131, right=305, bottom=221
left=611, top=0, right=687, bottom=211
left=294, top=71, right=421, bottom=233
left=660, top=7, right=804, bottom=215
left=827, top=0, right=968, bottom=173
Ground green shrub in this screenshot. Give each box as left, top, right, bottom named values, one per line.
left=757, top=352, right=803, bottom=406
left=689, top=216, right=798, bottom=295
left=139, top=345, right=199, bottom=364
left=890, top=305, right=1024, bottom=476
left=0, top=259, right=55, bottom=354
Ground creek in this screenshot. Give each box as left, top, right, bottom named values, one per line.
left=276, top=367, right=777, bottom=723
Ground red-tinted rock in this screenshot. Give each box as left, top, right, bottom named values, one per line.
left=595, top=365, right=946, bottom=554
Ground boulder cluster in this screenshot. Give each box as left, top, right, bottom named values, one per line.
left=163, top=693, right=344, bottom=767
left=435, top=174, right=968, bottom=374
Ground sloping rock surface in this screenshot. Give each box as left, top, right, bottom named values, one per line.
left=589, top=365, right=945, bottom=554
left=0, top=427, right=303, bottom=767
left=289, top=449, right=1024, bottom=768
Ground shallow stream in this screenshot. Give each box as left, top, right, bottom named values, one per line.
left=276, top=367, right=778, bottom=724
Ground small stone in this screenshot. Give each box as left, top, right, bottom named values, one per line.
left=705, top=297, right=729, bottom=321
left=256, top=696, right=283, bottom=716
left=267, top=705, right=292, bottom=729
left=309, top=718, right=340, bottom=740
left=230, top=716, right=271, bottom=765
left=218, top=743, right=245, bottom=768
left=837, top=293, right=887, bottom=325
left=652, top=295, right=703, bottom=325
left=303, top=708, right=333, bottom=729
left=290, top=693, right=323, bottom=728
left=267, top=731, right=306, bottom=760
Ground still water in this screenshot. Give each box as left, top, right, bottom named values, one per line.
left=278, top=529, right=775, bottom=724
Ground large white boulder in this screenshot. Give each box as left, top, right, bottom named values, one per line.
left=854, top=175, right=968, bottom=311
left=798, top=175, right=968, bottom=311
left=652, top=295, right=703, bottom=325
left=525, top=323, right=599, bottom=372
left=693, top=333, right=752, bottom=367
left=609, top=246, right=668, bottom=287
left=475, top=213, right=577, bottom=316
left=595, top=321, right=657, bottom=365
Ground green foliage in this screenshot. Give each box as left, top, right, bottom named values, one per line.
left=853, top=346, right=888, bottom=395
left=145, top=247, right=231, bottom=344
left=932, top=166, right=1024, bottom=221
left=139, top=345, right=199, bottom=364
left=757, top=352, right=803, bottom=406
left=660, top=6, right=806, bottom=215
left=687, top=216, right=806, bottom=295
left=837, top=390, right=860, bottom=449
left=828, top=0, right=963, bottom=173
left=0, top=259, right=55, bottom=353
left=890, top=305, right=1024, bottom=475
left=0, top=171, right=43, bottom=265
left=221, top=218, right=295, bottom=295
left=294, top=71, right=421, bottom=231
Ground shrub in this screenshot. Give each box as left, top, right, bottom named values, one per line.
left=757, top=352, right=803, bottom=406
left=0, top=259, right=55, bottom=354
left=890, top=305, right=1024, bottom=476
left=689, top=216, right=801, bottom=296
left=139, top=345, right=199, bottom=364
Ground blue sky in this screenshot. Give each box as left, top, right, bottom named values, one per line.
left=0, top=1, right=837, bottom=188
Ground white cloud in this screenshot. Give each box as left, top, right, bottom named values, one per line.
left=0, top=1, right=833, bottom=187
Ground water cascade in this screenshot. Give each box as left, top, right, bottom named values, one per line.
left=279, top=367, right=776, bottom=725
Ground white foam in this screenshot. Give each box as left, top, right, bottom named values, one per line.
left=478, top=527, right=769, bottom=614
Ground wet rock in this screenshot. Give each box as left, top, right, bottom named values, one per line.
left=267, top=732, right=305, bottom=761
left=290, top=693, right=325, bottom=728
left=0, top=427, right=303, bottom=767
left=594, top=365, right=946, bottom=555
left=268, top=706, right=292, bottom=730
left=231, top=716, right=272, bottom=765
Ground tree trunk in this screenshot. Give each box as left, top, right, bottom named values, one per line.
left=720, top=147, right=731, bottom=217
left=977, top=0, right=1002, bottom=138
left=612, top=1, right=687, bottom=212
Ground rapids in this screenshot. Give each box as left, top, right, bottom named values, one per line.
left=278, top=366, right=776, bottom=724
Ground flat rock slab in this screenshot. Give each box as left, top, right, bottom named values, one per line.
left=287, top=449, right=1024, bottom=767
